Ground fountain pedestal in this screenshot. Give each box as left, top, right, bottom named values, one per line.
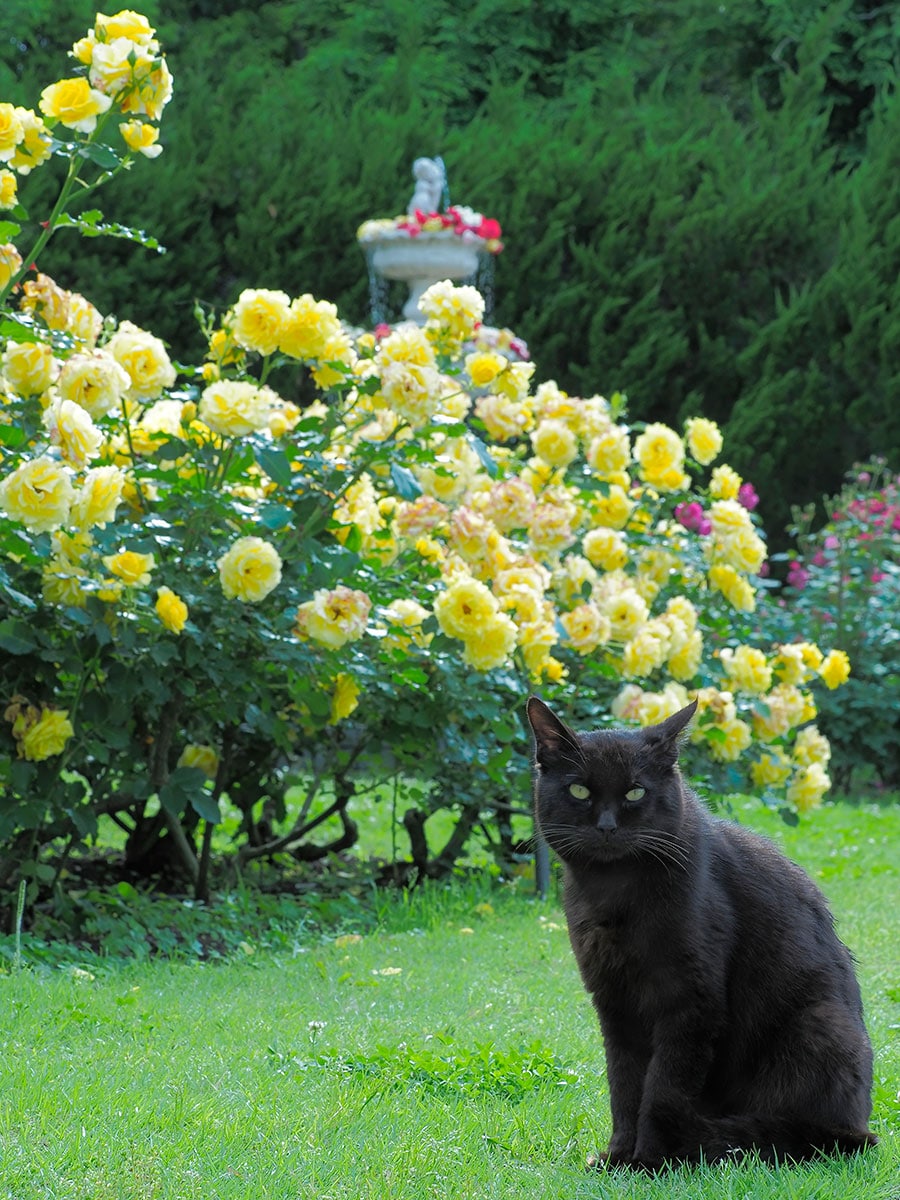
left=368, top=233, right=482, bottom=324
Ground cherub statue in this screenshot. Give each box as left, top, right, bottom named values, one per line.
left=408, top=157, right=445, bottom=215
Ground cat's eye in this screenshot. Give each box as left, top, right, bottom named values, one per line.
left=625, top=786, right=646, bottom=802
left=568, top=783, right=590, bottom=800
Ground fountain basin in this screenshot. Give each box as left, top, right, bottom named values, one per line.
left=368, top=233, right=482, bottom=323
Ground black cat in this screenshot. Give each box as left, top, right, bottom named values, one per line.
left=526, top=696, right=876, bottom=1170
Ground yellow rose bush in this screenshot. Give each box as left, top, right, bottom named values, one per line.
left=0, top=15, right=854, bottom=902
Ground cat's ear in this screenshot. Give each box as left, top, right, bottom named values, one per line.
left=526, top=696, right=580, bottom=767
left=641, top=700, right=698, bottom=765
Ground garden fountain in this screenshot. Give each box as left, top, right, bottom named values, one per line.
left=357, top=157, right=503, bottom=325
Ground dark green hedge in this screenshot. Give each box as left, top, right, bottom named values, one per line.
left=2, top=0, right=899, bottom=539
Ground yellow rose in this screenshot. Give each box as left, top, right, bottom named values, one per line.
left=2, top=340, right=56, bottom=396
left=71, top=465, right=126, bottom=529
left=123, top=59, right=173, bottom=122
left=751, top=683, right=808, bottom=742
left=519, top=616, right=559, bottom=675
left=434, top=575, right=498, bottom=639
left=419, top=281, right=485, bottom=341
left=39, top=77, right=112, bottom=132
left=21, top=273, right=70, bottom=330
left=465, top=350, right=507, bottom=388
left=786, top=763, right=831, bottom=813
left=228, top=287, right=291, bottom=356
left=56, top=350, right=131, bottom=419
left=668, top=628, right=703, bottom=682
left=706, top=716, right=752, bottom=763
left=635, top=684, right=690, bottom=726
left=379, top=360, right=442, bottom=428
left=42, top=558, right=89, bottom=607
left=583, top=526, right=628, bottom=572
left=587, top=426, right=630, bottom=475
left=105, top=320, right=176, bottom=402
left=0, top=103, right=23, bottom=161
left=709, top=464, right=742, bottom=500
left=494, top=360, right=535, bottom=403
left=666, top=595, right=698, bottom=631
left=0, top=456, right=74, bottom=532
left=589, top=484, right=633, bottom=530
left=531, top=418, right=579, bottom=468
left=715, top=527, right=767, bottom=575
left=120, top=119, right=162, bottom=158
left=66, top=292, right=103, bottom=346
left=8, top=107, right=51, bottom=175
left=198, top=380, right=272, bottom=437
left=103, top=550, right=155, bottom=587
left=0, top=169, right=17, bottom=210
left=484, top=478, right=534, bottom=532
left=45, top=399, right=102, bottom=468
left=178, top=743, right=218, bottom=779
left=622, top=620, right=671, bottom=679
left=383, top=598, right=432, bottom=650
left=559, top=603, right=611, bottom=654
left=218, top=536, right=283, bottom=603
left=750, top=748, right=792, bottom=788
left=0, top=243, right=22, bottom=291
left=89, top=39, right=146, bottom=97
left=311, top=330, right=357, bottom=390
left=604, top=587, right=649, bottom=642
left=793, top=725, right=831, bottom=767
left=461, top=613, right=518, bottom=671
left=295, top=585, right=372, bottom=647
left=278, top=294, right=341, bottom=361
left=633, top=422, right=688, bottom=491
left=708, top=563, right=756, bottom=612
left=818, top=649, right=851, bottom=690
left=528, top=503, right=575, bottom=555
left=475, top=393, right=530, bottom=441
left=329, top=674, right=361, bottom=724
left=719, top=645, right=773, bottom=693
left=94, top=10, right=157, bottom=41
left=155, top=586, right=188, bottom=633
left=685, top=417, right=723, bottom=466
left=18, top=707, right=74, bottom=761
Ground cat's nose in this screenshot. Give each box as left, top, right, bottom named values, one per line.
left=596, top=809, right=617, bottom=833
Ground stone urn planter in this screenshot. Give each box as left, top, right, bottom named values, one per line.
left=368, top=232, right=482, bottom=323
left=357, top=157, right=503, bottom=325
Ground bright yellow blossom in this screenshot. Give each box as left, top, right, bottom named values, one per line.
left=155, top=586, right=188, bottom=633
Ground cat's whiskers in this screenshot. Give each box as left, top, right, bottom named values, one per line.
left=630, top=829, right=690, bottom=874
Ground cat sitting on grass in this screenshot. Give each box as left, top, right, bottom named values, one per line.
left=526, top=696, right=876, bottom=1170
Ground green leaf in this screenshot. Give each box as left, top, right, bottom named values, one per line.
left=389, top=462, right=423, bottom=500
left=0, top=220, right=21, bottom=241
left=0, top=618, right=38, bottom=654
left=159, top=766, right=208, bottom=816
left=255, top=444, right=294, bottom=487
left=77, top=142, right=122, bottom=169
left=190, top=792, right=222, bottom=824
left=0, top=425, right=26, bottom=448
left=468, top=435, right=498, bottom=478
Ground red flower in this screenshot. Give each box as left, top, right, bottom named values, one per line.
left=476, top=217, right=502, bottom=240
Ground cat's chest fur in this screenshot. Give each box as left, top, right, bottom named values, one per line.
left=562, top=858, right=725, bottom=1017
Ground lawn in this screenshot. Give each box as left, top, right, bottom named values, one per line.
left=1, top=801, right=897, bottom=1200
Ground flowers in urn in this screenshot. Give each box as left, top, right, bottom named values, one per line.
left=357, top=157, right=503, bottom=254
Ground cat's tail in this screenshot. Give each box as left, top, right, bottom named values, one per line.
left=701, top=1114, right=877, bottom=1163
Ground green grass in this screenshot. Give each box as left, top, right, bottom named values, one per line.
left=1, top=802, right=898, bottom=1199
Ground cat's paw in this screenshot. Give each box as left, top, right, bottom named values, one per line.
left=586, top=1148, right=633, bottom=1171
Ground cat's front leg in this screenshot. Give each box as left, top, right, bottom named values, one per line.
left=597, top=1014, right=650, bottom=1166
left=631, top=1010, right=718, bottom=1169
